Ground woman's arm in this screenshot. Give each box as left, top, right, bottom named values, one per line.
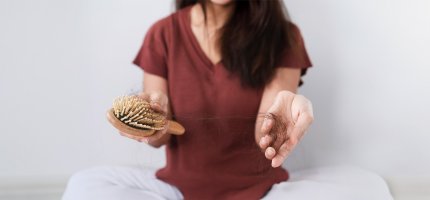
left=255, top=67, right=314, bottom=167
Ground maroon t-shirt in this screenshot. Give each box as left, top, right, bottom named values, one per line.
left=133, top=6, right=312, bottom=200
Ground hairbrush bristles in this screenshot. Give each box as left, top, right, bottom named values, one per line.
left=107, top=95, right=185, bottom=137
left=112, top=96, right=166, bottom=131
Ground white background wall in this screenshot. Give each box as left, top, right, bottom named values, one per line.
left=0, top=0, right=429, bottom=199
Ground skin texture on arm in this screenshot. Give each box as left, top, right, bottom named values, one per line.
left=255, top=67, right=314, bottom=167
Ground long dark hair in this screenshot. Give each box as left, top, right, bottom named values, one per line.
left=176, top=0, right=298, bottom=88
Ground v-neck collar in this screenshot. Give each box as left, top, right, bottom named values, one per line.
left=183, top=6, right=222, bottom=70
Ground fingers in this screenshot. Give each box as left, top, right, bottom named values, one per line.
left=149, top=92, right=168, bottom=114
left=260, top=118, right=288, bottom=160
left=119, top=128, right=168, bottom=144
left=259, top=117, right=274, bottom=149
left=265, top=147, right=276, bottom=160
left=119, top=131, right=147, bottom=143
left=146, top=124, right=169, bottom=143
left=259, top=91, right=313, bottom=167
left=262, top=124, right=290, bottom=160
left=271, top=141, right=290, bottom=168
left=272, top=136, right=299, bottom=167
left=261, top=91, right=294, bottom=151
left=268, top=111, right=313, bottom=167
left=119, top=118, right=169, bottom=143
left=119, top=92, right=170, bottom=144
left=270, top=121, right=291, bottom=151
left=259, top=135, right=273, bottom=150
left=138, top=93, right=150, bottom=101
left=137, top=92, right=168, bottom=114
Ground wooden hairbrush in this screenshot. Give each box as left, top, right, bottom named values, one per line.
left=107, top=95, right=185, bottom=137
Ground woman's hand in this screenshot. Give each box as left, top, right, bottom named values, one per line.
left=119, top=92, right=172, bottom=147
left=258, top=91, right=314, bottom=168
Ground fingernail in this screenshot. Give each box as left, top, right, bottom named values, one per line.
left=272, top=158, right=282, bottom=168
left=261, top=122, right=268, bottom=132
left=270, top=148, right=276, bottom=156
left=259, top=137, right=266, bottom=146
left=143, top=138, right=149, bottom=143
left=266, top=148, right=275, bottom=158
left=272, top=160, right=277, bottom=168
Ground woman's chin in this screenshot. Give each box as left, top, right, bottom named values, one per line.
left=210, top=0, right=234, bottom=6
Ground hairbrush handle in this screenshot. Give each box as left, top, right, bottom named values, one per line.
left=166, top=120, right=186, bottom=135
left=106, top=109, right=185, bottom=137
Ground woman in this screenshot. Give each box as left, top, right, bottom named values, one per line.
left=63, top=0, right=391, bottom=199
left=63, top=0, right=312, bottom=199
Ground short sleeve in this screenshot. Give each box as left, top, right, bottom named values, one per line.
left=133, top=20, right=169, bottom=79
left=277, top=24, right=313, bottom=86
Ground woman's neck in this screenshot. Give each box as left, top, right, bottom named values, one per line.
left=192, top=2, right=234, bottom=29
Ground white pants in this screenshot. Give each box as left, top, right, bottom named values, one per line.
left=62, top=165, right=393, bottom=200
